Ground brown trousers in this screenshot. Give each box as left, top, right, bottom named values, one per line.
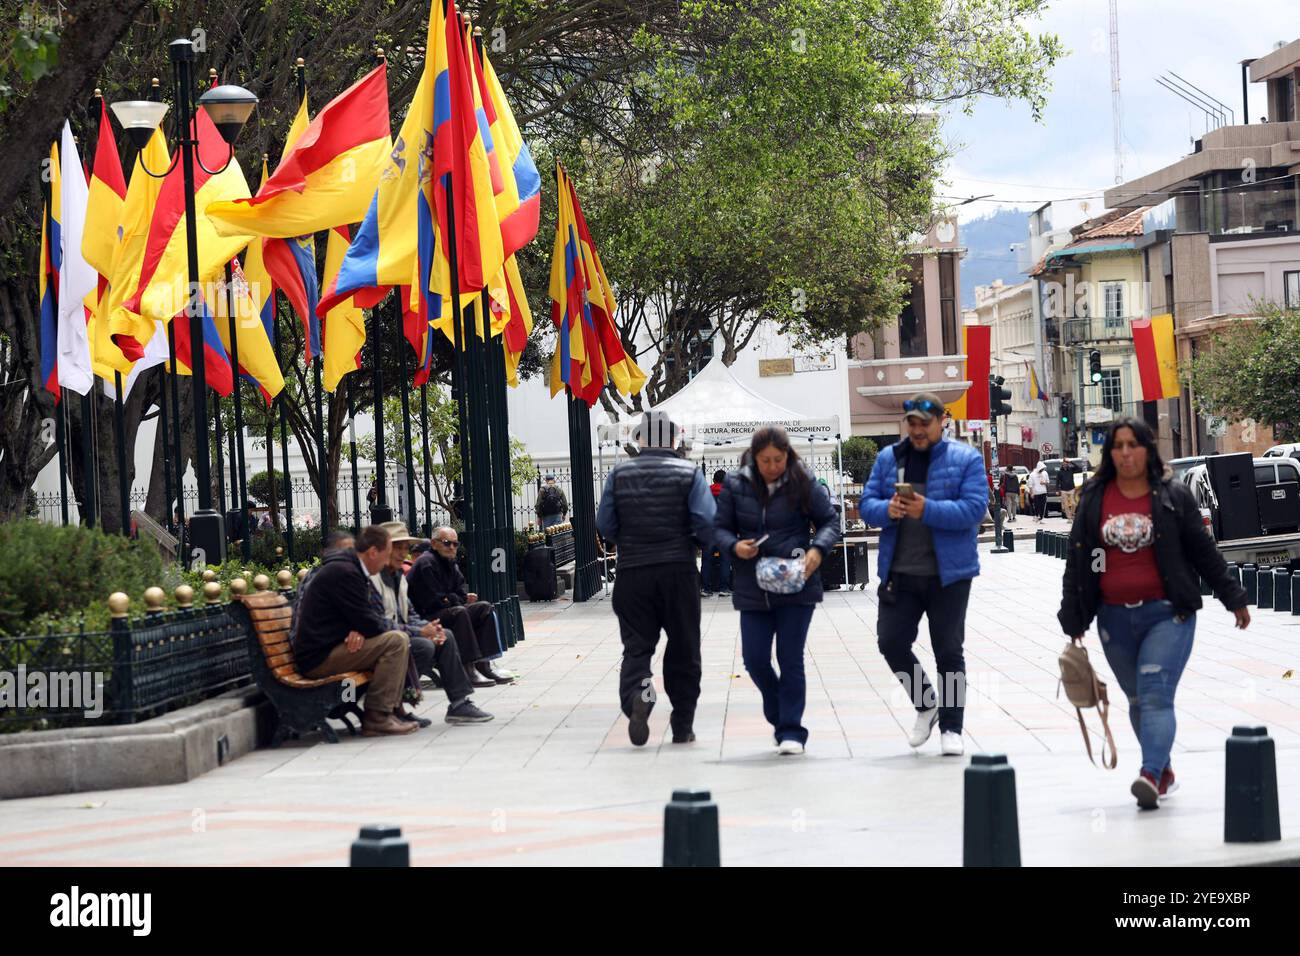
left=305, top=630, right=411, bottom=715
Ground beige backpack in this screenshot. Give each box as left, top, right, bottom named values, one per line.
left=1058, top=642, right=1117, bottom=769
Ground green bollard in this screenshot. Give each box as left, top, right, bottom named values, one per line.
left=663, top=789, right=720, bottom=867
left=1241, top=564, right=1258, bottom=605
left=1002, top=529, right=1014, bottom=552
left=964, top=754, right=1020, bottom=866
left=350, top=824, right=410, bottom=866
left=1224, top=727, right=1281, bottom=843
left=1274, top=569, right=1291, bottom=613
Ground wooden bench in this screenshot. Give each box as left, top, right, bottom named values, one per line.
left=229, top=590, right=371, bottom=745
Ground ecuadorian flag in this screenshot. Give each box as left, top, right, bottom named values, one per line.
left=39, top=140, right=61, bottom=398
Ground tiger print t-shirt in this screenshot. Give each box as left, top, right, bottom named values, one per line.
left=1099, top=482, right=1166, bottom=605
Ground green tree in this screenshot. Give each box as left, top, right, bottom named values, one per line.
left=1187, top=304, right=1300, bottom=436
left=840, top=436, right=878, bottom=483
left=355, top=387, right=535, bottom=518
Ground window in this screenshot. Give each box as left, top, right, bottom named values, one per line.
left=1286, top=270, right=1300, bottom=309
left=1099, top=368, right=1122, bottom=413
left=898, top=257, right=927, bottom=357
left=939, top=252, right=958, bottom=354
left=1102, top=282, right=1124, bottom=329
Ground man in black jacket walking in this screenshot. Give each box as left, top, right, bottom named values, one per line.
left=596, top=410, right=716, bottom=746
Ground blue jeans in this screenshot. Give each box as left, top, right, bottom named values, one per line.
left=1095, top=600, right=1196, bottom=779
left=740, top=605, right=816, bottom=745
left=539, top=514, right=564, bottom=530
left=702, top=547, right=732, bottom=592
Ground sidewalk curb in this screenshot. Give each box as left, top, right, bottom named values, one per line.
left=0, top=687, right=274, bottom=800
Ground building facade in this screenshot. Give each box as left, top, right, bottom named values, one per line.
left=847, top=216, right=965, bottom=449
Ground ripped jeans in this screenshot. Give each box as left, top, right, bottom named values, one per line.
left=1095, top=600, right=1196, bottom=779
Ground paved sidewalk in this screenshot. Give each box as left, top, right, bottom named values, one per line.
left=3, top=544, right=1298, bottom=866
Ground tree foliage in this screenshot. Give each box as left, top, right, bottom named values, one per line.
left=1187, top=305, right=1300, bottom=432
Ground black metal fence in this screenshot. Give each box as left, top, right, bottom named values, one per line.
left=0, top=603, right=250, bottom=732
left=31, top=454, right=866, bottom=534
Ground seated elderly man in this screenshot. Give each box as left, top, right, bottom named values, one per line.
left=372, top=522, right=493, bottom=724
left=407, top=525, right=514, bottom=687
left=291, top=525, right=416, bottom=737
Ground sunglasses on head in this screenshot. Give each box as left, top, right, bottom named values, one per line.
left=903, top=398, right=943, bottom=416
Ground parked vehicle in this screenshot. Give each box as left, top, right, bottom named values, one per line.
left=1168, top=455, right=1207, bottom=482
left=1180, top=455, right=1300, bottom=569
left=1262, top=443, right=1300, bottom=462
left=1041, top=456, right=1088, bottom=515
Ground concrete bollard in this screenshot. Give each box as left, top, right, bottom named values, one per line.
left=663, top=789, right=720, bottom=867
left=1224, top=727, right=1281, bottom=843
left=1292, top=572, right=1300, bottom=617
left=350, top=824, right=410, bottom=866
left=963, top=754, right=1020, bottom=867
left=1274, top=570, right=1292, bottom=613
left=1199, top=573, right=1211, bottom=596
left=1057, top=533, right=1067, bottom=559
left=1035, top=529, right=1043, bottom=553
left=1002, top=529, right=1014, bottom=552
left=1258, top=568, right=1274, bottom=609
left=1226, top=562, right=1240, bottom=588
left=1241, top=564, right=1258, bottom=605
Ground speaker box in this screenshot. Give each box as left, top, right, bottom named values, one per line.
left=1257, top=479, right=1300, bottom=534
left=1207, top=453, right=1261, bottom=541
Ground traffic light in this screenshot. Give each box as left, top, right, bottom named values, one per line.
left=989, top=375, right=1013, bottom=418
left=1089, top=349, right=1103, bottom=383
left=1059, top=395, right=1077, bottom=456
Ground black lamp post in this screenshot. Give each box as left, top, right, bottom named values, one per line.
left=111, top=38, right=257, bottom=567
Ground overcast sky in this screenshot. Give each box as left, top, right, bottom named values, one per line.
left=941, top=0, right=1295, bottom=222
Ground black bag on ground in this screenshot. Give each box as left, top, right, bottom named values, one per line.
left=523, top=545, right=558, bottom=601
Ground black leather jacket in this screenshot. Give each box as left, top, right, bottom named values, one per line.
left=1058, top=477, right=1247, bottom=636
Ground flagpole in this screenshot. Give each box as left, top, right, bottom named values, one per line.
left=296, top=56, right=331, bottom=542
left=347, top=380, right=361, bottom=532
left=368, top=297, right=392, bottom=524
left=273, top=296, right=295, bottom=557
left=225, top=259, right=251, bottom=558
left=113, top=372, right=131, bottom=535
left=214, top=388, right=227, bottom=516
left=419, top=383, right=431, bottom=538
left=395, top=309, right=417, bottom=533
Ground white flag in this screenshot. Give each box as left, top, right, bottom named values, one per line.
left=57, top=121, right=97, bottom=395
left=122, top=320, right=171, bottom=400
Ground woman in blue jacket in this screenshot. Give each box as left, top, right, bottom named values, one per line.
left=715, top=426, right=841, bottom=755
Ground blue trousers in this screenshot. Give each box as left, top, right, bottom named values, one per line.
left=1096, top=600, right=1196, bottom=779
left=740, top=604, right=816, bottom=745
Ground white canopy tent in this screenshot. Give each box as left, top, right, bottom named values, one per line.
left=595, top=358, right=849, bottom=589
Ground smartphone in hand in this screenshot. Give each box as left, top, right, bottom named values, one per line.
left=894, top=482, right=915, bottom=499
left=753, top=533, right=771, bottom=546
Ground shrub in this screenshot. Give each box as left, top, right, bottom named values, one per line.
left=0, top=522, right=167, bottom=635
left=246, top=469, right=287, bottom=507
left=841, top=436, right=879, bottom=483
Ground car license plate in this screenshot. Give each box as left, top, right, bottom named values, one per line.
left=1256, top=550, right=1290, bottom=567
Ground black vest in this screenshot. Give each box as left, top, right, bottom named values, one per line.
left=610, top=449, right=699, bottom=569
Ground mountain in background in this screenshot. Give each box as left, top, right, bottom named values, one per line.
left=956, top=207, right=1031, bottom=309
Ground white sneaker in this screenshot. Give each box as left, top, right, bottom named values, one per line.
left=908, top=708, right=939, bottom=748
left=940, top=731, right=964, bottom=756
left=776, top=740, right=805, bottom=756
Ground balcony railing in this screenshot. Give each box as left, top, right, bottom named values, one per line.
left=1062, top=315, right=1133, bottom=345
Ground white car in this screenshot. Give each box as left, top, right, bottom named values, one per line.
left=1262, top=443, right=1300, bottom=462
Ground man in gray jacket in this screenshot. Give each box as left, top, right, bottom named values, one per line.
left=597, top=411, right=716, bottom=746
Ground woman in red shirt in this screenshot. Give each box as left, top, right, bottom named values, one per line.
left=1059, top=417, right=1249, bottom=810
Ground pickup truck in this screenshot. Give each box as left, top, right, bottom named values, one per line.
left=1180, top=456, right=1300, bottom=570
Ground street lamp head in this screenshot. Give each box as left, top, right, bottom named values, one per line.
left=110, top=99, right=170, bottom=149
left=198, top=84, right=258, bottom=145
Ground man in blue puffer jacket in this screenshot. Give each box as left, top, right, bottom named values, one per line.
left=860, top=392, right=988, bottom=757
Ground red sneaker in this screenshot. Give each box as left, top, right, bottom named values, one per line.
left=1131, top=770, right=1160, bottom=809
left=1158, top=766, right=1178, bottom=798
